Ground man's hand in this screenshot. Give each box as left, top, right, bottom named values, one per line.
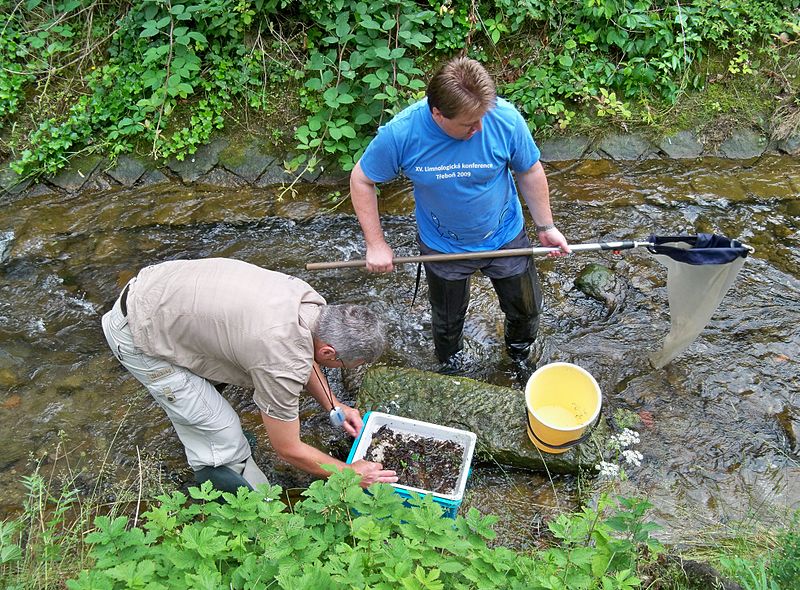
left=538, top=227, right=571, bottom=257
left=350, top=459, right=398, bottom=488
left=340, top=405, right=364, bottom=437
left=365, top=241, right=395, bottom=273
left=351, top=161, right=395, bottom=273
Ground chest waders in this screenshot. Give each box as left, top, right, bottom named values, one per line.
left=425, top=258, right=543, bottom=363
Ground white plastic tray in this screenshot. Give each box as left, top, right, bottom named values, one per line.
left=348, top=412, right=477, bottom=501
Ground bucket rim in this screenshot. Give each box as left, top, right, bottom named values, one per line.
left=524, top=361, right=602, bottom=432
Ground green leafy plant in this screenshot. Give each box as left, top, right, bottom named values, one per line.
left=8, top=0, right=287, bottom=178
left=720, top=555, right=780, bottom=590
left=39, top=468, right=664, bottom=590
left=0, top=521, right=22, bottom=568
left=541, top=494, right=662, bottom=590
left=769, top=513, right=800, bottom=590
left=5, top=0, right=799, bottom=179
left=290, top=0, right=432, bottom=172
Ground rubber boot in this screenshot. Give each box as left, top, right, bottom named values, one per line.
left=490, top=260, right=543, bottom=361
left=194, top=465, right=252, bottom=494
left=424, top=265, right=470, bottom=363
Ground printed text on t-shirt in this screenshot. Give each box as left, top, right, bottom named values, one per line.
left=414, top=161, right=494, bottom=181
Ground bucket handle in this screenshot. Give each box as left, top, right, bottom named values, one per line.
left=525, top=406, right=603, bottom=452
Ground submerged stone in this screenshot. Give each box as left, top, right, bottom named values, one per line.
left=574, top=263, right=623, bottom=307
left=357, top=366, right=604, bottom=474
left=777, top=405, right=800, bottom=454
left=0, top=369, right=22, bottom=391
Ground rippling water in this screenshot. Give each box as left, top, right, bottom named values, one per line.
left=0, top=156, right=797, bottom=546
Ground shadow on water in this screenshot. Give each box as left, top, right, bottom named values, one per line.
left=0, top=156, right=798, bottom=546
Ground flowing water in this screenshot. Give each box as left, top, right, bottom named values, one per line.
left=0, top=155, right=798, bottom=547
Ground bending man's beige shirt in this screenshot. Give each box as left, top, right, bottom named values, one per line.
left=126, top=258, right=325, bottom=421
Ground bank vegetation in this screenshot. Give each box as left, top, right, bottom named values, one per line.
left=1, top=0, right=799, bottom=181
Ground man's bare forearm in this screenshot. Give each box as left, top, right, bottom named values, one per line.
left=516, top=161, right=554, bottom=227
left=350, top=161, right=387, bottom=247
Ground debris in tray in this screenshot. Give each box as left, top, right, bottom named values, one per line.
left=364, top=425, right=464, bottom=495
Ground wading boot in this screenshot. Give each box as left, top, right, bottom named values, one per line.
left=425, top=267, right=470, bottom=364
left=437, top=350, right=470, bottom=376
left=490, top=260, right=543, bottom=362
left=194, top=465, right=252, bottom=494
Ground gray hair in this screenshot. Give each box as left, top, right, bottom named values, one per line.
left=315, top=304, right=386, bottom=364
left=427, top=57, right=497, bottom=119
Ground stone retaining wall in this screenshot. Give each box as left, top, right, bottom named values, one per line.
left=2, top=126, right=798, bottom=200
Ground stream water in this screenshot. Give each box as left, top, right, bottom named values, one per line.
left=0, top=155, right=797, bottom=548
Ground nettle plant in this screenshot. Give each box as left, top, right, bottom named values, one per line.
left=48, top=469, right=662, bottom=590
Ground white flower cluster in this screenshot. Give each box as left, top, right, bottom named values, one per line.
left=609, top=428, right=641, bottom=450
left=622, top=449, right=643, bottom=467
left=595, top=461, right=620, bottom=479
left=595, top=428, right=644, bottom=480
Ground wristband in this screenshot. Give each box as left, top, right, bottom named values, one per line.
left=535, top=223, right=556, bottom=232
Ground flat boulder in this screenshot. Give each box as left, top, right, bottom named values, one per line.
left=357, top=366, right=604, bottom=474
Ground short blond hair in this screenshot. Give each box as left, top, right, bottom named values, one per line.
left=427, top=57, right=497, bottom=119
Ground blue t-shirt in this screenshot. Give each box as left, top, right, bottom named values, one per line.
left=359, top=97, right=540, bottom=253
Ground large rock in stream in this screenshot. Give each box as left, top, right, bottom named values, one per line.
left=574, top=263, right=626, bottom=310
left=357, top=366, right=605, bottom=474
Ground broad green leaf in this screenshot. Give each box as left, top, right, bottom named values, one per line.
left=361, top=18, right=381, bottom=30
left=335, top=19, right=351, bottom=38
left=323, top=87, right=340, bottom=107
left=187, top=31, right=207, bottom=45
left=363, top=73, right=382, bottom=89
left=374, top=46, right=391, bottom=60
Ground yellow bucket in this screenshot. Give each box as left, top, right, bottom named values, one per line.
left=524, top=362, right=602, bottom=454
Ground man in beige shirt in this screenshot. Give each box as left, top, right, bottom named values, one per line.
left=102, top=257, right=396, bottom=492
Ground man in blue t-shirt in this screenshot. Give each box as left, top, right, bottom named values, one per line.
left=350, top=57, right=570, bottom=370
